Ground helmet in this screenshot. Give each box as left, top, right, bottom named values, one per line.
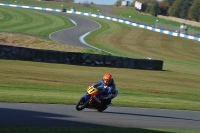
left=103, top=73, right=112, bottom=86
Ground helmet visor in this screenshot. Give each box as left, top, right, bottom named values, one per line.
left=103, top=78, right=111, bottom=85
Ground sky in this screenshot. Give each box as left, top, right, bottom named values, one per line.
left=74, top=0, right=134, bottom=5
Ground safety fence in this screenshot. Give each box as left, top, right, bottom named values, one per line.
left=0, top=44, right=163, bottom=70
left=0, top=3, right=200, bottom=42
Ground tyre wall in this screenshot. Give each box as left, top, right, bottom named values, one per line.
left=0, top=44, right=163, bottom=70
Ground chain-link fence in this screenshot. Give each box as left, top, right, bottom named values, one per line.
left=101, top=13, right=200, bottom=38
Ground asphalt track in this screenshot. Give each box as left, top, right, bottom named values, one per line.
left=0, top=102, right=200, bottom=129
left=49, top=12, right=100, bottom=48
left=1, top=12, right=200, bottom=130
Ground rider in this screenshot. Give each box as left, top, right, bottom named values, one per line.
left=92, top=73, right=118, bottom=106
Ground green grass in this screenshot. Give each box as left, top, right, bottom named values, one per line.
left=84, top=16, right=200, bottom=61
left=0, top=6, right=74, bottom=37
left=0, top=0, right=101, bottom=13
left=111, top=6, right=180, bottom=26
left=0, top=1, right=200, bottom=132
left=0, top=59, right=200, bottom=111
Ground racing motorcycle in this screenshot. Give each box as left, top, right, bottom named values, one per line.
left=76, top=86, right=111, bottom=112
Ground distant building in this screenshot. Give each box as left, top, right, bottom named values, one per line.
left=121, top=1, right=130, bottom=6
left=135, top=1, right=142, bottom=10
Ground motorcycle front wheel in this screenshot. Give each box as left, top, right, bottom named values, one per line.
left=76, top=97, right=87, bottom=111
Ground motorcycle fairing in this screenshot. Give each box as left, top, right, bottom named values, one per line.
left=83, top=94, right=90, bottom=99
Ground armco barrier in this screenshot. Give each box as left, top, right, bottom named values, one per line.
left=0, top=3, right=200, bottom=42
left=0, top=44, right=163, bottom=70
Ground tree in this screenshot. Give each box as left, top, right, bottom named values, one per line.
left=158, top=0, right=176, bottom=16
left=166, top=0, right=175, bottom=6
left=150, top=2, right=159, bottom=16
left=180, top=0, right=193, bottom=19
left=115, top=0, right=123, bottom=6
left=135, top=0, right=157, bottom=13
left=168, top=0, right=194, bottom=19
left=168, top=0, right=182, bottom=17
left=188, top=0, right=200, bottom=21
left=83, top=1, right=90, bottom=7
left=141, top=2, right=148, bottom=12
left=158, top=0, right=168, bottom=15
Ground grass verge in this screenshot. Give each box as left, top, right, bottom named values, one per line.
left=0, top=59, right=200, bottom=111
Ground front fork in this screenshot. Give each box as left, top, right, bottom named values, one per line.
left=82, top=94, right=91, bottom=105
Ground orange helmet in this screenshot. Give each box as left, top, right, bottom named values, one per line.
left=103, top=73, right=112, bottom=86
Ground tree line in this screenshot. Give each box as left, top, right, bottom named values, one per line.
left=115, top=0, right=200, bottom=22
left=158, top=0, right=200, bottom=22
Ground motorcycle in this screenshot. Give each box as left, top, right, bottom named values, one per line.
left=76, top=86, right=111, bottom=112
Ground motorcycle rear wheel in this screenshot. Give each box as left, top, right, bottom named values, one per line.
left=76, top=97, right=87, bottom=111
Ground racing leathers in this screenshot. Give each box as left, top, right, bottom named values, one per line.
left=92, top=79, right=118, bottom=100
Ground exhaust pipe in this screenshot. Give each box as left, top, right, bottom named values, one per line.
left=93, top=96, right=101, bottom=104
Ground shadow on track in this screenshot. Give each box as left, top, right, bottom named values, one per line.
left=104, top=111, right=200, bottom=122
left=0, top=108, right=170, bottom=133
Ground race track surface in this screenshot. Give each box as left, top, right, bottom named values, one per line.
left=49, top=12, right=100, bottom=48
left=0, top=103, right=200, bottom=129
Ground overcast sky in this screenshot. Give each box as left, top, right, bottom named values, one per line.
left=74, top=0, right=134, bottom=5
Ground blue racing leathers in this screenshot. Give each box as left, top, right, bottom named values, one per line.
left=92, top=79, right=118, bottom=100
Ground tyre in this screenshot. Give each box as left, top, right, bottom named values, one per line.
left=98, top=106, right=107, bottom=112
left=76, top=97, right=87, bottom=111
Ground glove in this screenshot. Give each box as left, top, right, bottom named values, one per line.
left=89, top=86, right=94, bottom=89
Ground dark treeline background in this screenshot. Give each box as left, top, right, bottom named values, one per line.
left=157, top=0, right=200, bottom=22
left=116, top=0, right=200, bottom=22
